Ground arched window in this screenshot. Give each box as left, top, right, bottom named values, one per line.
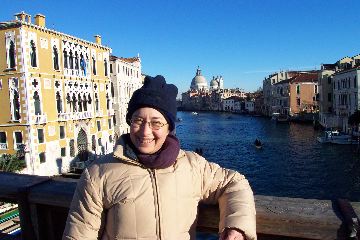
left=80, top=54, right=86, bottom=76
left=30, top=40, right=37, bottom=67
left=53, top=46, right=59, bottom=70
left=83, top=94, right=87, bottom=111
left=63, top=50, right=68, bottom=68
left=95, top=93, right=99, bottom=111
left=104, top=59, right=108, bottom=76
left=78, top=93, right=82, bottom=112
left=75, top=51, right=79, bottom=70
left=9, top=41, right=16, bottom=68
left=13, top=90, right=20, bottom=120
left=69, top=50, right=74, bottom=69
left=92, top=56, right=96, bottom=75
left=106, top=93, right=110, bottom=110
left=72, top=94, right=77, bottom=112
left=56, top=91, right=62, bottom=113
left=33, top=91, right=41, bottom=115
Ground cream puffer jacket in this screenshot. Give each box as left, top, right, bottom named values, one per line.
left=63, top=137, right=256, bottom=240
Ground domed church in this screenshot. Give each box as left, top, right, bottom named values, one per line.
left=190, top=66, right=208, bottom=90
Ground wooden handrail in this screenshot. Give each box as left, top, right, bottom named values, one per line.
left=0, top=172, right=359, bottom=240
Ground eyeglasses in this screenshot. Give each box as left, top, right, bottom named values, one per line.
left=130, top=118, right=168, bottom=130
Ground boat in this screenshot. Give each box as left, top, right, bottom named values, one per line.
left=271, top=113, right=288, bottom=122
left=191, top=112, right=198, bottom=115
left=254, top=139, right=262, bottom=149
left=317, top=130, right=357, bottom=144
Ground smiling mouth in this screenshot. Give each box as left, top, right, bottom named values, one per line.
left=138, top=138, right=154, bottom=144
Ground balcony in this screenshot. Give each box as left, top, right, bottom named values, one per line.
left=0, top=143, right=7, bottom=149
left=34, top=114, right=47, bottom=124
left=58, top=112, right=72, bottom=121
left=76, top=111, right=93, bottom=120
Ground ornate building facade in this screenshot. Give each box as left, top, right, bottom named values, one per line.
left=0, top=12, right=114, bottom=175
left=110, top=55, right=143, bottom=138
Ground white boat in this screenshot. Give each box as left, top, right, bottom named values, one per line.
left=191, top=112, right=198, bottom=115
left=317, top=130, right=357, bottom=144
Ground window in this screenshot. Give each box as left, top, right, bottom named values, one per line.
left=108, top=119, right=112, bottom=129
left=37, top=129, right=44, bottom=143
left=354, top=76, right=357, bottom=88
left=60, top=126, right=65, bottom=139
left=97, top=121, right=101, bottom=131
left=69, top=50, right=74, bottom=69
left=110, top=63, right=113, bottom=74
left=104, top=59, right=108, bottom=76
left=53, top=46, right=59, bottom=70
left=0, top=132, right=7, bottom=149
left=296, top=85, right=300, bottom=94
left=30, top=40, right=37, bottom=67
left=328, top=93, right=332, bottom=102
left=69, top=139, right=75, bottom=157
left=33, top=91, right=41, bottom=115
left=92, top=56, right=96, bottom=75
left=296, top=98, right=300, bottom=106
left=327, top=77, right=331, bottom=84
left=56, top=91, right=62, bottom=113
left=39, top=152, right=46, bottom=163
left=61, top=147, right=66, bottom=157
left=14, top=131, right=22, bottom=149
left=9, top=40, right=16, bottom=68
left=98, top=138, right=102, bottom=146
left=63, top=50, right=68, bottom=68
left=314, top=85, right=318, bottom=94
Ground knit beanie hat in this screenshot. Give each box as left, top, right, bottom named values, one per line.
left=126, top=75, right=178, bottom=131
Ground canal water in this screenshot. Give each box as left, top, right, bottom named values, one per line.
left=176, top=111, right=360, bottom=201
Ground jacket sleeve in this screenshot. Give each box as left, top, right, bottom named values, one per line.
left=62, top=167, right=105, bottom=240
left=190, top=152, right=257, bottom=240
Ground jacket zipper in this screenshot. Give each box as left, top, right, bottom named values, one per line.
left=148, top=169, right=162, bottom=240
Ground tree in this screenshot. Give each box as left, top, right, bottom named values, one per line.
left=0, top=154, right=26, bottom=172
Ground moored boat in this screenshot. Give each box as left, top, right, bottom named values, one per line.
left=317, top=130, right=357, bottom=144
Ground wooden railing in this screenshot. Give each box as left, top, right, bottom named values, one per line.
left=0, top=172, right=359, bottom=240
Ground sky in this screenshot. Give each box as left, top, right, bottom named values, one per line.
left=1, top=0, right=360, bottom=96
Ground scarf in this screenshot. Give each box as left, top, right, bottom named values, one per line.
left=126, top=134, right=180, bottom=169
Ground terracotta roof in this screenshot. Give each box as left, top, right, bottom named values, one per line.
left=290, top=73, right=318, bottom=83
left=110, top=55, right=140, bottom=63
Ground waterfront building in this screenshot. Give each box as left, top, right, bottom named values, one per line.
left=332, top=66, right=360, bottom=133
left=272, top=79, right=291, bottom=116
left=318, top=55, right=360, bottom=130
left=210, top=75, right=224, bottom=91
left=0, top=12, right=113, bottom=175
left=318, top=64, right=337, bottom=128
left=245, top=100, right=255, bottom=113
left=110, top=55, right=142, bottom=139
left=289, top=72, right=319, bottom=115
left=262, top=71, right=295, bottom=116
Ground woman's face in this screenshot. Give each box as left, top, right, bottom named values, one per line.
left=130, top=107, right=170, bottom=154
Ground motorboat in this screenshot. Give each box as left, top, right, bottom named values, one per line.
left=271, top=113, right=288, bottom=122
left=191, top=112, right=199, bottom=115
left=317, top=130, right=357, bottom=144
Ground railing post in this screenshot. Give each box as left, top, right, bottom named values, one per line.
left=16, top=177, right=51, bottom=240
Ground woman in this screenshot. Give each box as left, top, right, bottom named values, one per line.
left=63, top=75, right=256, bottom=240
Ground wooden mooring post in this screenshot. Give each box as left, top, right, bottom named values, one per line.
left=0, top=172, right=359, bottom=240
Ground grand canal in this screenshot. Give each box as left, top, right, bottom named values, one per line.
left=176, top=111, right=360, bottom=201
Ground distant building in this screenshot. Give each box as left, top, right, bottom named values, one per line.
left=190, top=67, right=208, bottom=91
left=0, top=12, right=113, bottom=175
left=110, top=55, right=142, bottom=139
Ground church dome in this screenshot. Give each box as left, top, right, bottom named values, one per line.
left=190, top=67, right=208, bottom=90
left=210, top=78, right=218, bottom=87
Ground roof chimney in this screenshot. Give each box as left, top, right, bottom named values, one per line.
left=94, top=35, right=102, bottom=45
left=14, top=11, right=31, bottom=24
left=34, top=14, right=46, bottom=27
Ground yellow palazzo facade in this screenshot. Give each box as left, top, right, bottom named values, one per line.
left=0, top=12, right=114, bottom=175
